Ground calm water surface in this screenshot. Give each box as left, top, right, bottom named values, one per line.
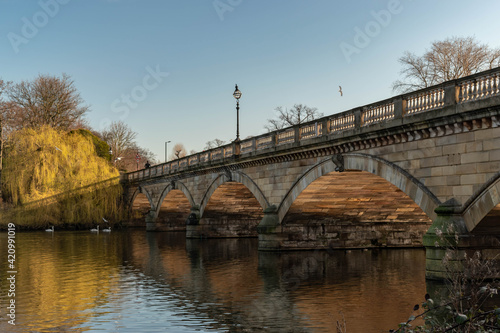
left=0, top=230, right=429, bottom=332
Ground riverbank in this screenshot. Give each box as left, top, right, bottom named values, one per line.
left=0, top=181, right=127, bottom=230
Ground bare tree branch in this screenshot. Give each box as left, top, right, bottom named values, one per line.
left=264, top=104, right=323, bottom=132
left=204, top=138, right=226, bottom=150
left=172, top=143, right=187, bottom=159
left=101, top=121, right=137, bottom=168
left=393, top=36, right=500, bottom=93
left=2, top=73, right=89, bottom=131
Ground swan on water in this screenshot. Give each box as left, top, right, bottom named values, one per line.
left=102, top=227, right=111, bottom=232
left=45, top=226, right=54, bottom=232
left=90, top=225, right=99, bottom=232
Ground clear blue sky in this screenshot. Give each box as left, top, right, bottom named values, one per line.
left=1, top=0, right=499, bottom=162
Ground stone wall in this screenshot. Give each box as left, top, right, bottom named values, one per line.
left=260, top=221, right=430, bottom=250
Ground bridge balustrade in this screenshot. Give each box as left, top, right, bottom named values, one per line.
left=171, top=161, right=179, bottom=172
left=126, top=66, right=500, bottom=182
left=256, top=135, right=273, bottom=150
left=458, top=71, right=500, bottom=102
left=240, top=139, right=255, bottom=154
left=211, top=148, right=222, bottom=161
left=328, top=113, right=356, bottom=133
left=405, top=88, right=444, bottom=114
left=277, top=128, right=295, bottom=145
left=224, top=146, right=233, bottom=158
left=299, top=122, right=322, bottom=139
left=188, top=155, right=199, bottom=166
left=361, top=101, right=395, bottom=126
left=200, top=152, right=209, bottom=163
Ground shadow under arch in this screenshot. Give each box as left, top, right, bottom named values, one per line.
left=129, top=186, right=155, bottom=212
left=199, top=171, right=269, bottom=217
left=462, top=171, right=500, bottom=232
left=154, top=181, right=196, bottom=217
left=277, top=153, right=441, bottom=223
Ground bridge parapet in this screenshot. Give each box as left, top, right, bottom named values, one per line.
left=126, top=67, right=500, bottom=183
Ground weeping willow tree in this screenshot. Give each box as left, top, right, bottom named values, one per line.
left=0, top=126, right=126, bottom=228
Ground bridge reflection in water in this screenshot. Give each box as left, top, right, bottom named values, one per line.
left=1, top=230, right=428, bottom=332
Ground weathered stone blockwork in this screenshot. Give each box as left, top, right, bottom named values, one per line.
left=123, top=68, right=500, bottom=277
left=272, top=222, right=430, bottom=250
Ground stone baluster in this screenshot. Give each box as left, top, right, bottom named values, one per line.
left=486, top=75, right=493, bottom=96
left=473, top=79, right=479, bottom=100
left=462, top=82, right=469, bottom=102
left=481, top=76, right=487, bottom=97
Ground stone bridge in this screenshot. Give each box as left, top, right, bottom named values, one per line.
left=123, top=68, right=500, bottom=279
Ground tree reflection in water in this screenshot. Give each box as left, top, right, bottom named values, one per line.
left=0, top=230, right=427, bottom=332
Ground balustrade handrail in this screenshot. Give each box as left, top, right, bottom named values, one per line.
left=126, top=67, right=500, bottom=181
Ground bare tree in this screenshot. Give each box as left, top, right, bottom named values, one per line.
left=118, top=145, right=157, bottom=172
left=172, top=143, right=187, bottom=159
left=393, top=36, right=500, bottom=93
left=204, top=138, right=226, bottom=150
left=264, top=104, right=323, bottom=132
left=3, top=73, right=89, bottom=132
left=101, top=121, right=137, bottom=166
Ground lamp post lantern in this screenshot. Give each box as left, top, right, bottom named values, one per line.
left=233, top=84, right=242, bottom=142
left=165, top=140, right=171, bottom=163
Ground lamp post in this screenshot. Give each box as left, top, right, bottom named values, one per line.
left=165, top=140, right=171, bottom=163
left=233, top=84, right=242, bottom=142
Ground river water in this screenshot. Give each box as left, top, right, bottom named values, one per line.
left=0, top=230, right=429, bottom=332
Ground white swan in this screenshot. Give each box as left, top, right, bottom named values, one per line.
left=45, top=226, right=54, bottom=232
left=90, top=225, right=99, bottom=232
left=102, top=227, right=111, bottom=232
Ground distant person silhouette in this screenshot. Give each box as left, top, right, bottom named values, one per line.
left=145, top=161, right=151, bottom=168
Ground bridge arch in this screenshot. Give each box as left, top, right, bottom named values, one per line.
left=129, top=186, right=155, bottom=212
left=277, top=153, right=441, bottom=223
left=199, top=171, right=269, bottom=217
left=154, top=181, right=196, bottom=217
left=462, top=172, right=500, bottom=232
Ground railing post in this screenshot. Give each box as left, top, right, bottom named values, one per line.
left=233, top=141, right=240, bottom=156
left=394, top=96, right=404, bottom=119
left=354, top=109, right=362, bottom=128
left=321, top=118, right=329, bottom=136
left=271, top=132, right=277, bottom=148
left=444, top=82, right=458, bottom=106
left=294, top=125, right=300, bottom=143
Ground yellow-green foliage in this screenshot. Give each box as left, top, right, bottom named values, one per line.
left=3, top=125, right=118, bottom=204
left=1, top=126, right=126, bottom=228
left=1, top=180, right=127, bottom=228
